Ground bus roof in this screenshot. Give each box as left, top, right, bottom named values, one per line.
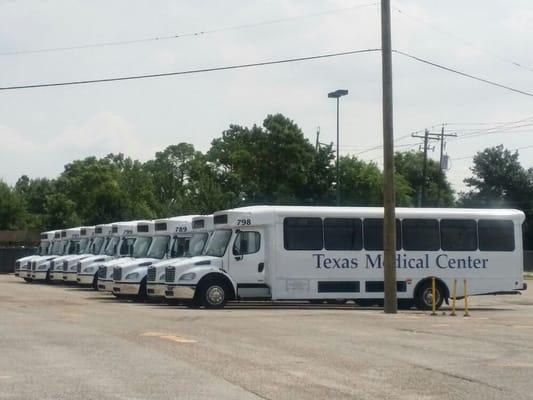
left=192, top=215, right=214, bottom=232
left=154, top=215, right=197, bottom=234
left=213, top=205, right=526, bottom=227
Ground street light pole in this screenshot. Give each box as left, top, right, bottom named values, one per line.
left=381, top=0, right=397, bottom=314
left=336, top=97, right=340, bottom=206
left=328, top=89, right=349, bottom=207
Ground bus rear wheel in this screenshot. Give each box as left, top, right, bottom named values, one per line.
left=415, top=281, right=444, bottom=310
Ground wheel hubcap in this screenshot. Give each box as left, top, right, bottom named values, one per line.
left=207, top=285, right=224, bottom=305
left=423, top=288, right=440, bottom=307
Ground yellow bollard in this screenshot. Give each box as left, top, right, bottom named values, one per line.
left=451, top=279, right=457, bottom=316
left=463, top=279, right=470, bottom=317
left=431, top=277, right=437, bottom=316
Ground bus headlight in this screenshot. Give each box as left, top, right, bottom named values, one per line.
left=125, top=272, right=139, bottom=280
left=38, top=264, right=48, bottom=270
left=83, top=267, right=95, bottom=273
left=70, top=265, right=77, bottom=271
left=159, top=273, right=166, bottom=281
left=179, top=272, right=196, bottom=281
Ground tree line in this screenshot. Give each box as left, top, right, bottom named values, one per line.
left=0, top=114, right=531, bottom=246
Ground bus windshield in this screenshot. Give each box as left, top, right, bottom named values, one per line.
left=186, top=233, right=209, bottom=257
left=60, top=240, right=69, bottom=255
left=77, top=238, right=91, bottom=254
left=91, top=237, right=106, bottom=255
left=132, top=237, right=152, bottom=258
left=171, top=237, right=189, bottom=258
left=39, top=241, right=50, bottom=256
left=105, top=237, right=120, bottom=256
left=119, top=237, right=136, bottom=256
left=146, top=236, right=170, bottom=259
left=51, top=241, right=62, bottom=255
left=203, top=230, right=232, bottom=257
left=67, top=240, right=79, bottom=255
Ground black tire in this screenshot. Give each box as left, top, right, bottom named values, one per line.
left=23, top=277, right=33, bottom=283
left=415, top=281, right=444, bottom=310
left=197, top=279, right=229, bottom=309
left=92, top=274, right=98, bottom=291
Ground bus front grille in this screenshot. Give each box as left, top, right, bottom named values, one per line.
left=165, top=267, right=175, bottom=283
left=147, top=267, right=156, bottom=282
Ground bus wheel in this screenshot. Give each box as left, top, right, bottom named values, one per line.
left=198, top=279, right=228, bottom=309
left=415, top=281, right=444, bottom=310
left=23, top=278, right=33, bottom=283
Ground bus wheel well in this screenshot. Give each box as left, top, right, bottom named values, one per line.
left=197, top=273, right=236, bottom=301
left=414, top=277, right=450, bottom=301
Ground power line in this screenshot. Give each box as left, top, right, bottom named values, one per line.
left=0, top=2, right=379, bottom=56
left=452, top=144, right=533, bottom=161
left=2, top=48, right=533, bottom=98
left=393, top=50, right=533, bottom=98
left=0, top=49, right=381, bottom=91
left=392, top=4, right=533, bottom=73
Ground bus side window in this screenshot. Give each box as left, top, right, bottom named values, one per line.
left=363, top=219, right=402, bottom=250
left=402, top=219, right=440, bottom=251
left=324, top=218, right=363, bottom=250
left=233, top=232, right=260, bottom=255
left=478, top=220, right=515, bottom=251
left=441, top=219, right=477, bottom=251
left=284, top=217, right=323, bottom=250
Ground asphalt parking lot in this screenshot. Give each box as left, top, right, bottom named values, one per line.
left=1, top=275, right=532, bottom=400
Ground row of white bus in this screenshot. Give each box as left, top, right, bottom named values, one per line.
left=14, top=205, right=527, bottom=309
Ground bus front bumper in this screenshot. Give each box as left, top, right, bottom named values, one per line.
left=147, top=283, right=166, bottom=298
left=50, top=271, right=64, bottom=282
left=113, top=282, right=140, bottom=295
left=98, top=279, right=114, bottom=292
left=32, top=271, right=48, bottom=280
left=77, top=274, right=94, bottom=285
left=63, top=272, right=78, bottom=283
left=165, top=284, right=195, bottom=300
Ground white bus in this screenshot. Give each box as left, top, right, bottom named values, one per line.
left=48, top=228, right=82, bottom=282
left=97, top=221, right=152, bottom=292
left=76, top=224, right=115, bottom=288
left=32, top=229, right=77, bottom=282
left=164, top=206, right=527, bottom=309
left=16, top=230, right=56, bottom=280
left=112, top=216, right=197, bottom=299
left=147, top=215, right=213, bottom=299
left=60, top=226, right=96, bottom=283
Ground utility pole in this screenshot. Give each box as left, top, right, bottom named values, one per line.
left=315, top=127, right=320, bottom=151
left=381, top=0, right=397, bottom=314
left=422, top=129, right=429, bottom=207
left=412, top=126, right=457, bottom=207
left=437, top=125, right=445, bottom=206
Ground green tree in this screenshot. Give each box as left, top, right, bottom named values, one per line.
left=14, top=176, right=55, bottom=230
left=209, top=114, right=334, bottom=205
left=394, top=151, right=454, bottom=207
left=338, top=156, right=412, bottom=206
left=459, top=145, right=533, bottom=248
left=0, top=180, right=27, bottom=230
left=144, top=143, right=201, bottom=216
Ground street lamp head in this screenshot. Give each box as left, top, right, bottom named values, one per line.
left=328, top=89, right=349, bottom=99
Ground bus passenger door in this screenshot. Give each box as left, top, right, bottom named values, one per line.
left=229, top=228, right=269, bottom=298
